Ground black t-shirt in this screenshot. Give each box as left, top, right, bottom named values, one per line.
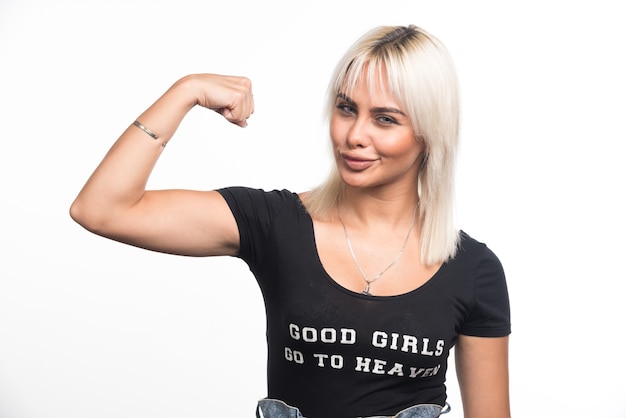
left=218, top=187, right=511, bottom=418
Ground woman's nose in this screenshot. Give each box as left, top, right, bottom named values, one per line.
left=346, top=117, right=369, bottom=148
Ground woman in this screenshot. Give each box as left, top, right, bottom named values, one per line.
left=70, top=25, right=511, bottom=418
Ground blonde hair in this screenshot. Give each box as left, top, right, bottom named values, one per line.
left=305, top=25, right=461, bottom=265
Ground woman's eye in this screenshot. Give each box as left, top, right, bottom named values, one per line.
left=337, top=103, right=356, bottom=114
left=377, top=115, right=397, bottom=125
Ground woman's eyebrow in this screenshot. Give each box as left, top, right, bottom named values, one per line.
left=371, top=106, right=407, bottom=116
left=336, top=92, right=407, bottom=116
left=336, top=92, right=354, bottom=104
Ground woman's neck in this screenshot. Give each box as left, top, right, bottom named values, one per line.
left=338, top=186, right=420, bottom=228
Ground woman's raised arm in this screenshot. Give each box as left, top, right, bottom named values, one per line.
left=70, top=74, right=254, bottom=257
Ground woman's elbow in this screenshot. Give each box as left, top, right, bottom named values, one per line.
left=69, top=197, right=109, bottom=234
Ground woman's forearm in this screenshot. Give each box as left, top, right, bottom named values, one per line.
left=69, top=76, right=197, bottom=231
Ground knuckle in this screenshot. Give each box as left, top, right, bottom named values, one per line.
left=240, top=76, right=252, bottom=86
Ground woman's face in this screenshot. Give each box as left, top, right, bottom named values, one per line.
left=330, top=76, right=424, bottom=192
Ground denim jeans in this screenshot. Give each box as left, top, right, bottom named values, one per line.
left=256, top=398, right=451, bottom=418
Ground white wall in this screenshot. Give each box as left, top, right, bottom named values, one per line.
left=1, top=1, right=625, bottom=417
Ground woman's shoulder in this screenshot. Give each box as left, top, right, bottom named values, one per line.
left=453, top=231, right=511, bottom=336
left=457, top=230, right=493, bottom=252
left=218, top=186, right=300, bottom=202
left=218, top=186, right=306, bottom=217
left=453, top=230, right=503, bottom=269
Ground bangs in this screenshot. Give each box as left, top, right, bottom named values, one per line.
left=332, top=54, right=407, bottom=109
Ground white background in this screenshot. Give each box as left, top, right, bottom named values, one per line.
left=1, top=1, right=625, bottom=417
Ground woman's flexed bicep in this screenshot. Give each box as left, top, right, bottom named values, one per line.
left=74, top=189, right=240, bottom=257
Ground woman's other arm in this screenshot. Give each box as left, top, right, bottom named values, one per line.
left=70, top=74, right=254, bottom=257
left=455, top=335, right=511, bottom=418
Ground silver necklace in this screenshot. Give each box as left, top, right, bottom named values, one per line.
left=338, top=204, right=419, bottom=296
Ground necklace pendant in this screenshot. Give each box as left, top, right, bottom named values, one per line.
left=362, top=283, right=371, bottom=296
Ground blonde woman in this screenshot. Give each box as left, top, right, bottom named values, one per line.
left=71, top=25, right=511, bottom=418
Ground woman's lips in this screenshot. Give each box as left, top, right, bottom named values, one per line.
left=340, top=153, right=377, bottom=171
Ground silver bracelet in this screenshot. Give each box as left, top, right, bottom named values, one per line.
left=133, top=120, right=159, bottom=140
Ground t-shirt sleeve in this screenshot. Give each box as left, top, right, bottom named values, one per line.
left=459, top=245, right=511, bottom=337
left=216, top=186, right=290, bottom=269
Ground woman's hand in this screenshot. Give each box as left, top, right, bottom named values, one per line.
left=188, top=73, right=255, bottom=127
